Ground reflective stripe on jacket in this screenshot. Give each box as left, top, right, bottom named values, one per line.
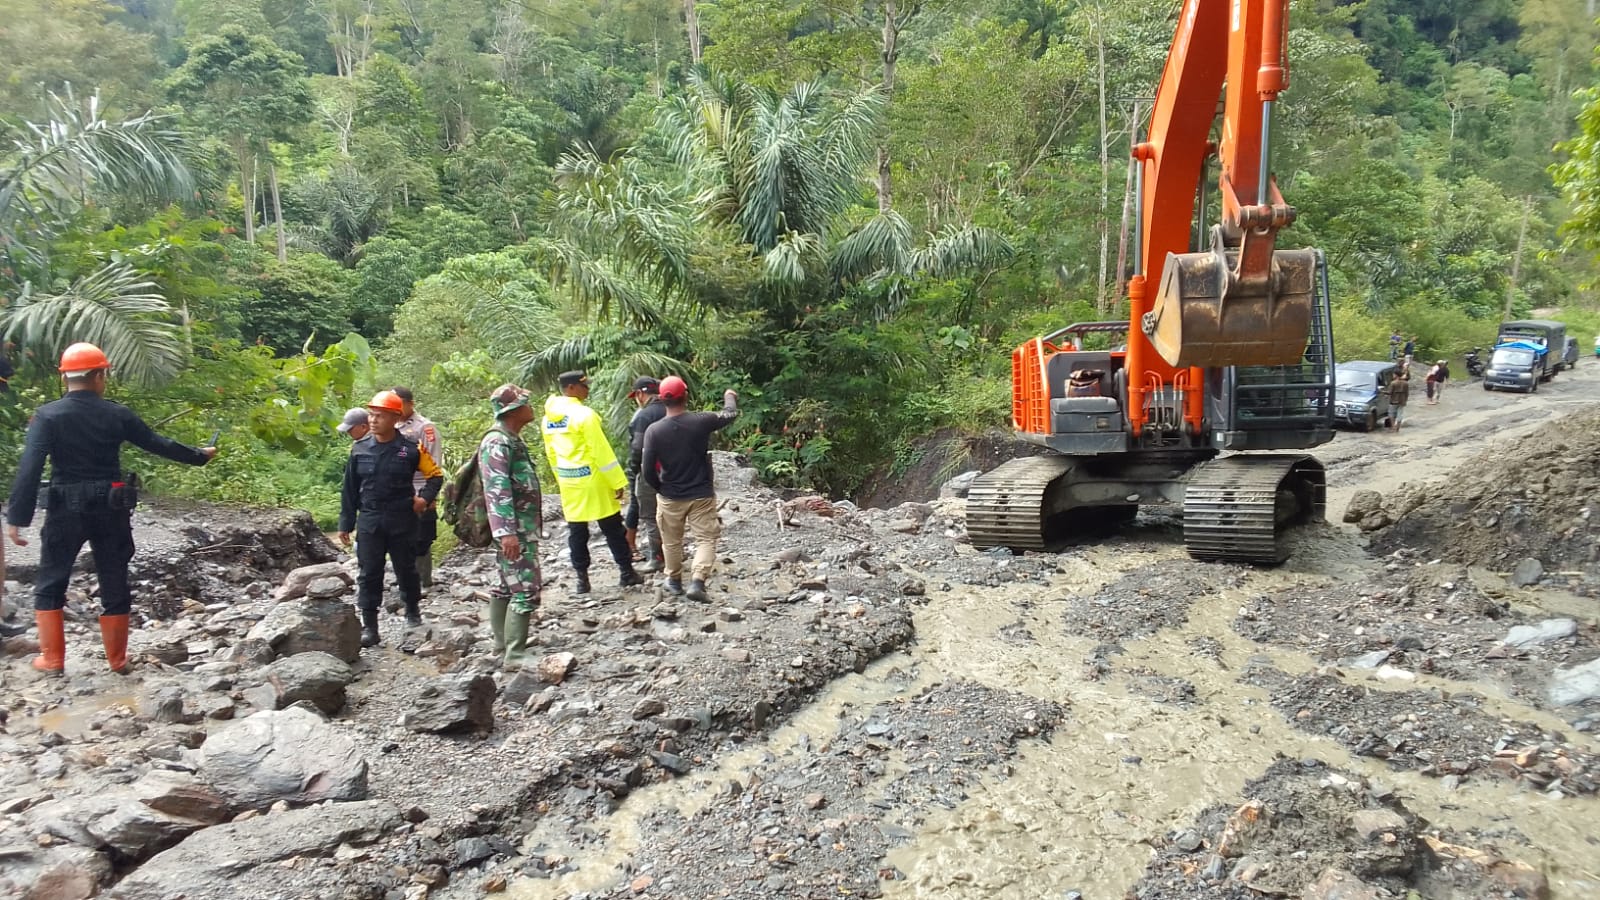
left=541, top=394, right=626, bottom=522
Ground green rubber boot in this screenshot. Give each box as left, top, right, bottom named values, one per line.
left=487, top=595, right=509, bottom=657
left=503, top=608, right=532, bottom=670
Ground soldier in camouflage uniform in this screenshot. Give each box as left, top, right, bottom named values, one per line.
left=480, top=383, right=542, bottom=668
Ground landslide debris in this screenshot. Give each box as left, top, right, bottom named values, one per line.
left=1133, top=759, right=1550, bottom=899
left=1363, top=404, right=1600, bottom=589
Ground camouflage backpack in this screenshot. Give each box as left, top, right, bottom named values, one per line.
left=441, top=427, right=505, bottom=548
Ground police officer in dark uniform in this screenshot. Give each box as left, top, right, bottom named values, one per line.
left=5, top=343, right=216, bottom=675
left=337, top=390, right=443, bottom=648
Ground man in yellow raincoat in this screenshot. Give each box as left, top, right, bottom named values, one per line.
left=542, top=371, right=644, bottom=595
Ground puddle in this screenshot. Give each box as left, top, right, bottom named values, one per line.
left=30, top=693, right=142, bottom=738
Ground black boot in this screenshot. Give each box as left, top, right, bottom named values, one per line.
left=620, top=567, right=645, bottom=589
left=403, top=600, right=423, bottom=629
left=0, top=619, right=26, bottom=638
left=663, top=577, right=684, bottom=597
left=360, top=608, right=381, bottom=648
left=687, top=579, right=709, bottom=602
left=572, top=570, right=591, bottom=596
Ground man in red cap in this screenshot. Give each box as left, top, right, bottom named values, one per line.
left=6, top=342, right=217, bottom=675
left=338, top=389, right=444, bottom=648
left=640, top=376, right=737, bottom=601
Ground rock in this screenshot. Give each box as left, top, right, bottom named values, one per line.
left=141, top=639, right=190, bottom=666
left=804, top=792, right=826, bottom=810
left=547, top=699, right=596, bottom=723
left=649, top=751, right=691, bottom=775
left=1174, top=830, right=1204, bottom=853
left=1299, top=868, right=1382, bottom=900
left=305, top=576, right=350, bottom=600
left=500, top=670, right=543, bottom=707
left=1502, top=618, right=1577, bottom=650
left=631, top=698, right=665, bottom=719
left=197, top=707, right=368, bottom=808
left=455, top=837, right=494, bottom=865
left=538, top=652, right=577, bottom=684
left=217, top=639, right=275, bottom=668
left=109, top=800, right=400, bottom=900
left=1342, top=490, right=1383, bottom=525
left=1356, top=511, right=1391, bottom=533
left=1344, top=650, right=1391, bottom=670
left=86, top=797, right=209, bottom=861
left=265, top=651, right=354, bottom=714
left=0, top=844, right=112, bottom=900
left=483, top=873, right=508, bottom=893
left=1510, top=557, right=1545, bottom=587
left=275, top=562, right=352, bottom=602
left=1549, top=657, right=1600, bottom=707
left=402, top=674, right=496, bottom=734
left=1348, top=809, right=1407, bottom=842
left=721, top=648, right=752, bottom=663
left=130, top=770, right=230, bottom=824
left=149, top=688, right=189, bottom=725
left=245, top=598, right=361, bottom=663
left=939, top=471, right=981, bottom=499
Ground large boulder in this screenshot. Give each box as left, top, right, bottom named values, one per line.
left=245, top=598, right=361, bottom=663
left=265, top=651, right=355, bottom=714
left=85, top=799, right=209, bottom=862
left=274, top=561, right=352, bottom=602
left=106, top=800, right=400, bottom=900
left=197, top=707, right=368, bottom=808
left=402, top=674, right=496, bottom=734
left=1342, top=490, right=1384, bottom=525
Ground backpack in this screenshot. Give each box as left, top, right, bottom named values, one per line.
left=442, top=427, right=510, bottom=548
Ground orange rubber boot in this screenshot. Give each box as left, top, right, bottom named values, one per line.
left=100, top=614, right=130, bottom=674
left=32, top=610, right=65, bottom=674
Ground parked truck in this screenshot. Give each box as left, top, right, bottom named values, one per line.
left=1484, top=319, right=1566, bottom=392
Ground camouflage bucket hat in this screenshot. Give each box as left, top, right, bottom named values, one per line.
left=489, top=383, right=531, bottom=418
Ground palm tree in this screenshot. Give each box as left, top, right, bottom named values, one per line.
left=0, top=91, right=194, bottom=384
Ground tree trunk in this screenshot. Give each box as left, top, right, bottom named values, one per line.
left=1095, top=17, right=1110, bottom=313
left=684, top=0, right=702, bottom=62
left=876, top=0, right=899, bottom=213
left=237, top=144, right=256, bottom=244
left=1115, top=102, right=1142, bottom=302
left=1505, top=196, right=1532, bottom=319
left=270, top=162, right=287, bottom=262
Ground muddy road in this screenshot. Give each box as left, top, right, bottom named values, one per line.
left=503, top=363, right=1600, bottom=900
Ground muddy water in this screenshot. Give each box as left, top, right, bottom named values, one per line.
left=509, top=369, right=1600, bottom=899
left=28, top=693, right=142, bottom=738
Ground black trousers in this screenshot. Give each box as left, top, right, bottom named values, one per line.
left=567, top=513, right=631, bottom=573
left=415, top=507, right=438, bottom=556
left=355, top=518, right=421, bottom=614
left=35, top=508, right=135, bottom=615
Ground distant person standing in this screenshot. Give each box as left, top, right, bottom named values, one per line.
left=6, top=343, right=217, bottom=674
left=338, top=391, right=443, bottom=647
left=641, top=377, right=738, bottom=602
left=393, top=386, right=441, bottom=593
left=1402, top=336, right=1417, bottom=368
left=625, top=377, right=666, bottom=572
left=541, top=370, right=642, bottom=595
left=1389, top=331, right=1403, bottom=361
left=336, top=407, right=370, bottom=443
left=1386, top=371, right=1410, bottom=431
left=1427, top=359, right=1448, bottom=404
left=479, top=384, right=542, bottom=669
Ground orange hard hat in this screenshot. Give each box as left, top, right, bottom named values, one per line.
left=367, top=390, right=404, bottom=414
left=59, top=342, right=111, bottom=374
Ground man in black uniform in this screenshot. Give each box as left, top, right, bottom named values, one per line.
left=338, top=390, right=443, bottom=647
left=5, top=343, right=216, bottom=675
left=624, top=376, right=666, bottom=572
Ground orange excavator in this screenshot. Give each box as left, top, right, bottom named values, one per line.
left=966, top=0, right=1332, bottom=564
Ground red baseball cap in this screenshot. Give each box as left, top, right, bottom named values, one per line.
left=659, top=376, right=688, bottom=400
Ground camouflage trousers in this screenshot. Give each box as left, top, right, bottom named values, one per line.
left=494, top=534, right=542, bottom=614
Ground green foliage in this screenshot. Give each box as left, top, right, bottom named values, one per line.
left=238, top=252, right=355, bottom=352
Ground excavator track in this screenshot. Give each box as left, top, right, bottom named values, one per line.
left=965, top=456, right=1075, bottom=551
left=1182, top=455, right=1325, bottom=564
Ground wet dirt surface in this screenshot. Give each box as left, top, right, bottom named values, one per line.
left=3, top=367, right=1600, bottom=899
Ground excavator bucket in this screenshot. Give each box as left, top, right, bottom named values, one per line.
left=1145, top=247, right=1318, bottom=369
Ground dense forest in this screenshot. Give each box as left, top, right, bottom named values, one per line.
left=5, top=0, right=1600, bottom=521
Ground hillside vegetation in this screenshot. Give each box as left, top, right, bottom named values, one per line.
left=4, top=0, right=1600, bottom=512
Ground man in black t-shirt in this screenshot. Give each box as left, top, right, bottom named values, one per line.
left=641, top=376, right=737, bottom=602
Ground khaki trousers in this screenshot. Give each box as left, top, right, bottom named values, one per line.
left=657, top=496, right=720, bottom=581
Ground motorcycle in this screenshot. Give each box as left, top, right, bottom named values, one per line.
left=1465, top=348, right=1486, bottom=378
